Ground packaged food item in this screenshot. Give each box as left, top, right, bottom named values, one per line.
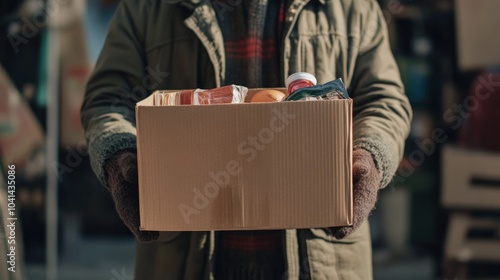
left=153, top=85, right=248, bottom=106
left=250, top=89, right=286, bottom=103
left=154, top=89, right=194, bottom=105
left=285, top=78, right=349, bottom=101
left=197, top=85, right=248, bottom=104
left=286, top=72, right=317, bottom=96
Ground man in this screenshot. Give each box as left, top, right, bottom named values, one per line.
left=81, top=0, right=412, bottom=278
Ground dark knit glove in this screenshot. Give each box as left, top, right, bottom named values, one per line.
left=106, top=150, right=159, bottom=242
left=328, top=149, right=382, bottom=239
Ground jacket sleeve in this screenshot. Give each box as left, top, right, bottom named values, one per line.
left=81, top=0, right=150, bottom=188
left=350, top=0, right=413, bottom=189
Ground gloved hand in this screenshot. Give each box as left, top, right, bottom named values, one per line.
left=106, top=150, right=159, bottom=242
left=328, top=149, right=381, bottom=239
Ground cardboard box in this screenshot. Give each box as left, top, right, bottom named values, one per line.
left=136, top=89, right=353, bottom=231
left=441, top=145, right=500, bottom=210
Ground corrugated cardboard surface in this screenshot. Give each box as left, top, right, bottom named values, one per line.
left=136, top=89, right=353, bottom=231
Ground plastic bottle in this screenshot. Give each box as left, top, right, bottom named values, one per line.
left=286, top=72, right=317, bottom=96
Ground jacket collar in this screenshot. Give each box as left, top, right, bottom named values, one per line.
left=180, top=0, right=321, bottom=86
left=183, top=0, right=225, bottom=86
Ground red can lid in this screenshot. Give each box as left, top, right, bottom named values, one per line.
left=286, top=72, right=317, bottom=88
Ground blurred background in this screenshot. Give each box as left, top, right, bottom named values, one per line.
left=0, top=0, right=499, bottom=279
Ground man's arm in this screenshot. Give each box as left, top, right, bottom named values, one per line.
left=350, top=0, right=413, bottom=189
left=328, top=0, right=412, bottom=239
left=81, top=0, right=160, bottom=241
left=81, top=0, right=149, bottom=188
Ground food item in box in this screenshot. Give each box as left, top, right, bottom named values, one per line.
left=286, top=72, right=317, bottom=96
left=250, top=89, right=286, bottom=103
left=198, top=85, right=248, bottom=104
left=285, top=78, right=349, bottom=101
left=153, top=85, right=248, bottom=105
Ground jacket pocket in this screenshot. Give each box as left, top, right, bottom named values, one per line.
left=303, top=222, right=372, bottom=280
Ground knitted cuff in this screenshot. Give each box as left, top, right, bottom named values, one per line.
left=353, top=134, right=399, bottom=189
left=87, top=132, right=137, bottom=189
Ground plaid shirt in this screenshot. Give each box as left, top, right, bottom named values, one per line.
left=214, top=0, right=285, bottom=88
left=213, top=0, right=286, bottom=278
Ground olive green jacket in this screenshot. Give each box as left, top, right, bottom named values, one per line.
left=81, top=0, right=412, bottom=278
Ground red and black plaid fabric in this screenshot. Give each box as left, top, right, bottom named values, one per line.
left=215, top=230, right=285, bottom=279
left=213, top=0, right=285, bottom=88
left=211, top=0, right=287, bottom=278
